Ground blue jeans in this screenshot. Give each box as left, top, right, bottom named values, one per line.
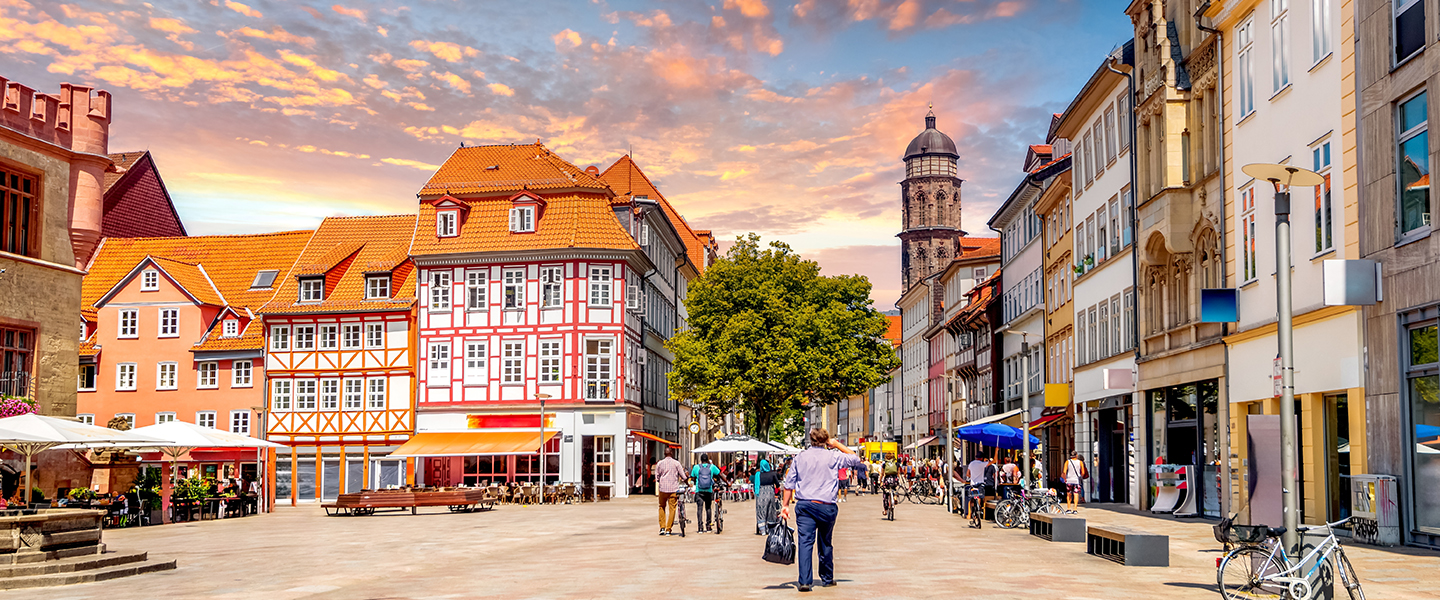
left=795, top=500, right=837, bottom=587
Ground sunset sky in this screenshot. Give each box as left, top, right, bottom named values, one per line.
left=3, top=0, right=1132, bottom=306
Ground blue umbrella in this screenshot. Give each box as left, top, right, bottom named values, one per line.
left=1417, top=424, right=1440, bottom=441
left=955, top=423, right=1040, bottom=450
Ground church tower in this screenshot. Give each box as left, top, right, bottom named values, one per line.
left=899, top=110, right=965, bottom=291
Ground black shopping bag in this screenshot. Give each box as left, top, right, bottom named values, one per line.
left=762, top=519, right=796, bottom=565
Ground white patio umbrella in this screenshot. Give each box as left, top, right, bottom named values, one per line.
left=0, top=414, right=168, bottom=505
left=692, top=434, right=785, bottom=454
left=765, top=441, right=802, bottom=455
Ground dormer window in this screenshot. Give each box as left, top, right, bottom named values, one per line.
left=141, top=270, right=159, bottom=291
left=509, top=206, right=535, bottom=233
left=366, top=275, right=391, bottom=299
left=222, top=319, right=239, bottom=338
left=437, top=211, right=458, bottom=237
left=299, top=278, right=324, bottom=303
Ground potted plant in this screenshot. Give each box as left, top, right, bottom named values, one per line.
left=0, top=395, right=36, bottom=418
left=132, top=470, right=163, bottom=524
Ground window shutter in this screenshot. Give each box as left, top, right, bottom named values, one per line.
left=639, top=223, right=650, bottom=245
left=509, top=208, right=519, bottom=232
left=627, top=284, right=639, bottom=310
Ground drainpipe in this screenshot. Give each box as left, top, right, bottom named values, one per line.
left=1107, top=50, right=1144, bottom=509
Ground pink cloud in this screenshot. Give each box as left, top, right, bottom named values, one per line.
left=331, top=4, right=366, bottom=21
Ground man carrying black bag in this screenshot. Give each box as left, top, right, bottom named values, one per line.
left=778, top=428, right=865, bottom=592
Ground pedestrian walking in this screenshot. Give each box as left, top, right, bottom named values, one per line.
left=779, top=428, right=865, bottom=592
left=691, top=454, right=726, bottom=533
left=836, top=466, right=849, bottom=502
left=755, top=453, right=776, bottom=535
left=655, top=447, right=686, bottom=536
left=1063, top=451, right=1088, bottom=513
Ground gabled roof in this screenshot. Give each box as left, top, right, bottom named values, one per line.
left=958, top=237, right=1001, bottom=259
left=410, top=191, right=639, bottom=257
left=104, top=152, right=147, bottom=193
left=101, top=151, right=187, bottom=238
left=260, top=215, right=419, bottom=314
left=418, top=142, right=609, bottom=197
left=90, top=255, right=225, bottom=308
left=884, top=315, right=902, bottom=347
left=598, top=155, right=711, bottom=272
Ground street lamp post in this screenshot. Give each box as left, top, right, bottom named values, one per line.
left=999, top=328, right=1036, bottom=492
left=1241, top=163, right=1324, bottom=557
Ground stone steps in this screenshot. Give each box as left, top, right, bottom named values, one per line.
left=0, top=552, right=176, bottom=590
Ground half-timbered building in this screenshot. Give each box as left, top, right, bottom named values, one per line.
left=259, top=215, right=418, bottom=504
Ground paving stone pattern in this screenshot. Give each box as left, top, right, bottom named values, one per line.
left=8, top=494, right=1439, bottom=599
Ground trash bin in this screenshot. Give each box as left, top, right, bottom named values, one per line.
left=1350, top=475, right=1400, bottom=547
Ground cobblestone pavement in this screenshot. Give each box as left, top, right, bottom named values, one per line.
left=14, top=492, right=1440, bottom=599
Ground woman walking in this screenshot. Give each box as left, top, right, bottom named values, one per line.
left=754, top=453, right=776, bottom=535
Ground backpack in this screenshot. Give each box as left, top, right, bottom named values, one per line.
left=883, top=461, right=899, bottom=476
left=696, top=465, right=714, bottom=490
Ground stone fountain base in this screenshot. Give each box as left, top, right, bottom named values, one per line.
left=0, top=509, right=174, bottom=588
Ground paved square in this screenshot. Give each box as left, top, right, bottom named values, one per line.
left=11, top=493, right=1440, bottom=599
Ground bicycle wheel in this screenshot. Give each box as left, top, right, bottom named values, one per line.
left=716, top=502, right=724, bottom=534
left=970, top=498, right=982, bottom=529
left=1217, top=546, right=1285, bottom=600
left=1035, top=497, right=1065, bottom=515
left=678, top=504, right=687, bottom=537
left=994, top=499, right=1022, bottom=529
left=1334, top=550, right=1365, bottom=600
left=885, top=493, right=894, bottom=521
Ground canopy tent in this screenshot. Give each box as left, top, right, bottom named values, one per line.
left=905, top=435, right=938, bottom=450
left=692, top=434, right=783, bottom=454
left=389, top=431, right=560, bottom=458
left=955, top=423, right=1039, bottom=450
left=0, top=414, right=168, bottom=504
left=765, top=441, right=802, bottom=455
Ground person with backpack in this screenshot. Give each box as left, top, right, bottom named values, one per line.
left=1063, top=450, right=1088, bottom=514
left=690, top=453, right=726, bottom=533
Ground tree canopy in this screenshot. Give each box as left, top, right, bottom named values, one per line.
left=667, top=234, right=900, bottom=440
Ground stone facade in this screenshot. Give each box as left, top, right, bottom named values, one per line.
left=899, top=112, right=965, bottom=292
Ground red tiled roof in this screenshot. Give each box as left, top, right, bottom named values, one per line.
left=260, top=215, right=419, bottom=314
left=411, top=191, right=638, bottom=256
left=147, top=256, right=225, bottom=306
left=78, top=338, right=100, bottom=357
left=418, top=142, right=609, bottom=197
left=101, top=151, right=187, bottom=238
left=599, top=155, right=710, bottom=272
left=884, top=315, right=902, bottom=347
left=957, top=237, right=1001, bottom=259
left=192, top=309, right=265, bottom=352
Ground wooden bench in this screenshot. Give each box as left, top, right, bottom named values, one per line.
left=1030, top=512, right=1086, bottom=542
left=1086, top=524, right=1169, bottom=566
left=322, top=489, right=496, bottom=516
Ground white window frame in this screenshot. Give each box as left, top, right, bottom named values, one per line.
left=295, top=379, right=317, bottom=411
left=341, top=324, right=362, bottom=349
left=501, top=340, right=524, bottom=384
left=588, top=266, right=612, bottom=306
left=584, top=338, right=613, bottom=401
left=198, top=361, right=218, bottom=389
left=222, top=319, right=239, bottom=338
left=294, top=325, right=315, bottom=350
left=116, top=413, right=136, bottom=429
left=1311, top=0, right=1331, bottom=63
left=343, top=378, right=364, bottom=410
left=141, top=270, right=159, bottom=291
left=196, top=411, right=216, bottom=429
left=270, top=325, right=290, bottom=351
left=272, top=379, right=292, bottom=411
left=466, top=269, right=487, bottom=310
left=320, top=378, right=340, bottom=410
left=1117, top=92, right=1131, bottom=151
left=233, top=359, right=253, bottom=387
left=157, top=308, right=179, bottom=338
left=464, top=341, right=487, bottom=385
left=365, top=323, right=385, bottom=349
left=509, top=206, right=535, bottom=233
left=119, top=309, right=138, bottom=339
left=539, top=339, right=562, bottom=383
left=318, top=324, right=338, bottom=350
left=366, top=275, right=391, bottom=299
left=437, top=210, right=458, bottom=237
left=502, top=269, right=525, bottom=309
left=230, top=410, right=250, bottom=435
left=156, top=412, right=176, bottom=424
left=1104, top=105, right=1118, bottom=162
left=299, top=278, right=324, bottom=303
left=116, top=362, right=137, bottom=391
left=367, top=377, right=386, bottom=409
left=77, top=414, right=94, bottom=426
left=1313, top=140, right=1334, bottom=254
left=1238, top=18, right=1256, bottom=117
left=78, top=364, right=96, bottom=392
left=1271, top=0, right=1290, bottom=93
left=428, top=342, right=451, bottom=383
left=540, top=266, right=563, bottom=308
left=430, top=270, right=451, bottom=311
left=1241, top=186, right=1259, bottom=283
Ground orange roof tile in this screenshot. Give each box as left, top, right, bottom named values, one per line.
left=261, top=215, right=419, bottom=314
left=78, top=338, right=100, bottom=358
left=418, top=142, right=609, bottom=197
left=192, top=314, right=265, bottom=351
left=599, top=155, right=711, bottom=272
left=884, top=315, right=902, bottom=347
left=147, top=256, right=226, bottom=306
left=958, top=237, right=1001, bottom=259
left=411, top=191, right=638, bottom=256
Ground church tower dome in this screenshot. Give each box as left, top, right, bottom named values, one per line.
left=898, top=109, right=965, bottom=292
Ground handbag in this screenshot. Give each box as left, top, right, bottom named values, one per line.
left=762, top=519, right=796, bottom=565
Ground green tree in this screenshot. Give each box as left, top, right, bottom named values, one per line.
left=667, top=234, right=900, bottom=440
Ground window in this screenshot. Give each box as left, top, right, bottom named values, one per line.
left=1092, top=121, right=1106, bottom=175
left=504, top=269, right=525, bottom=308
left=156, top=412, right=175, bottom=424
left=366, top=276, right=390, bottom=299
left=594, top=435, right=614, bottom=484
left=1111, top=296, right=1123, bottom=355
left=464, top=341, right=487, bottom=384
left=319, top=325, right=338, bottom=350
left=589, top=266, right=612, bottom=306
left=222, top=319, right=239, bottom=338
left=1272, top=0, right=1290, bottom=92
left=230, top=411, right=250, bottom=435
left=502, top=341, right=524, bottom=383
left=509, top=206, right=535, bottom=232
left=343, top=378, right=364, bottom=410
left=198, top=361, right=218, bottom=388
left=320, top=379, right=339, bottom=410
left=196, top=411, right=216, bottom=428
left=1122, top=187, right=1134, bottom=246
left=1088, top=307, right=1099, bottom=364
left=295, top=379, right=317, bottom=410
left=1312, top=0, right=1331, bottom=62
left=1117, top=92, right=1131, bottom=151
left=115, top=414, right=136, bottom=429
left=77, top=414, right=94, bottom=426
left=341, top=324, right=361, bottom=349
left=233, top=360, right=252, bottom=387
left=78, top=364, right=96, bottom=391
left=157, top=308, right=179, bottom=337
left=1314, top=141, right=1334, bottom=253
left=1396, top=0, right=1425, bottom=64
left=0, top=168, right=38, bottom=256
left=250, top=270, right=278, bottom=289
left=299, top=278, right=323, bottom=302
left=1398, top=91, right=1431, bottom=236
left=294, top=325, right=315, bottom=350
left=466, top=270, right=487, bottom=310
left=1098, top=302, right=1111, bottom=359
left=1403, top=316, right=1439, bottom=531
left=119, top=309, right=138, bottom=338
left=539, top=340, right=562, bottom=383
left=141, top=270, right=159, bottom=291
left=365, top=323, right=384, bottom=348
left=367, top=377, right=386, bottom=409
left=429, top=342, right=450, bottom=380
left=1096, top=210, right=1108, bottom=262
left=1241, top=186, right=1259, bottom=282
left=1238, top=18, right=1255, bottom=117
left=116, top=363, right=137, bottom=390
left=437, top=210, right=457, bottom=237
left=1082, top=132, right=1094, bottom=185
left=1123, top=289, right=1136, bottom=351
left=272, top=379, right=292, bottom=410
left=584, top=338, right=613, bottom=400
left=270, top=325, right=290, bottom=351
left=540, top=266, right=563, bottom=308
left=1104, top=106, right=1118, bottom=162
left=1109, top=197, right=1122, bottom=255
left=974, top=267, right=986, bottom=280
left=426, top=270, right=450, bottom=310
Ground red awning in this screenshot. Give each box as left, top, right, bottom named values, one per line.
left=1028, top=412, right=1067, bottom=430
left=630, top=431, right=680, bottom=447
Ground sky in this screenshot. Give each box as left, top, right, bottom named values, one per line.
left=2, top=0, right=1134, bottom=307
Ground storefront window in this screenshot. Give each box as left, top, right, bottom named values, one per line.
left=1408, top=322, right=1439, bottom=532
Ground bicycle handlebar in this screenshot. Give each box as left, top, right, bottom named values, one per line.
left=1296, top=517, right=1350, bottom=533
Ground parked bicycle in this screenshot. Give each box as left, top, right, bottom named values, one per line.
left=993, top=487, right=1063, bottom=529
left=1217, top=517, right=1364, bottom=600
left=964, top=484, right=985, bottom=529
left=905, top=478, right=944, bottom=505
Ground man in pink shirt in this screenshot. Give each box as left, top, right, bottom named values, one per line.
left=654, top=447, right=687, bottom=536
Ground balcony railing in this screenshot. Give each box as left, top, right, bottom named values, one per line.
left=0, top=371, right=31, bottom=399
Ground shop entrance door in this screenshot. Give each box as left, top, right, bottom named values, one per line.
left=1097, top=407, right=1130, bottom=504
left=1324, top=394, right=1351, bottom=522
left=581, top=436, right=595, bottom=501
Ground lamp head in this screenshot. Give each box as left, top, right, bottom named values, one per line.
left=1241, top=163, right=1325, bottom=190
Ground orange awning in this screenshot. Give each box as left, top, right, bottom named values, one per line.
left=389, top=430, right=559, bottom=458
left=630, top=430, right=680, bottom=447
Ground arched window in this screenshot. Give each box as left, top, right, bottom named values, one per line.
left=935, top=191, right=948, bottom=225
left=913, top=191, right=928, bottom=226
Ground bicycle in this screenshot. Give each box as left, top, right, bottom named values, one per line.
left=964, top=484, right=985, bottom=529
left=677, top=494, right=690, bottom=538
left=881, top=478, right=897, bottom=521
left=994, top=487, right=1063, bottom=529
left=1217, top=518, right=1364, bottom=600
left=713, top=485, right=726, bottom=534
left=905, top=478, right=944, bottom=505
